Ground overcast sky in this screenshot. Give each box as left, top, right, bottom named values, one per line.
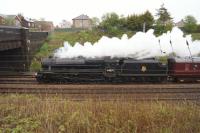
left=0, top=0, right=199, bottom=25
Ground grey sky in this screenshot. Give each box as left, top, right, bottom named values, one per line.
left=0, top=0, right=199, bottom=25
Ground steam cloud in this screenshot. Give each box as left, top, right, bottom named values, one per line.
left=54, top=27, right=200, bottom=59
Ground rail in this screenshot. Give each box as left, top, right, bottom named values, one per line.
left=0, top=81, right=200, bottom=101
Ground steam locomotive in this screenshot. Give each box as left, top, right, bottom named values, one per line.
left=36, top=56, right=200, bottom=83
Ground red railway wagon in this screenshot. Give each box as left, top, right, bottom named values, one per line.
left=168, top=57, right=200, bottom=82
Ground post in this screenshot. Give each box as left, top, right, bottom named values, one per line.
left=21, top=27, right=30, bottom=71
left=169, top=39, right=175, bottom=57
left=158, top=39, right=162, bottom=54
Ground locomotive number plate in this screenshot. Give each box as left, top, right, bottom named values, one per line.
left=141, top=65, right=147, bottom=72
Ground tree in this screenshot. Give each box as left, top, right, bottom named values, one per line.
left=126, top=14, right=139, bottom=31
left=197, top=24, right=200, bottom=33
left=126, top=11, right=154, bottom=32
left=141, top=11, right=154, bottom=31
left=156, top=4, right=172, bottom=25
left=100, top=12, right=120, bottom=29
left=183, top=15, right=198, bottom=33
left=99, top=11, right=154, bottom=35
left=99, top=12, right=125, bottom=36
left=154, top=4, right=173, bottom=35
left=91, top=17, right=100, bottom=27
left=154, top=21, right=173, bottom=35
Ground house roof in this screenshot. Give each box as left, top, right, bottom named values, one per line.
left=72, top=14, right=90, bottom=20
left=0, top=14, right=22, bottom=20
left=0, top=14, right=32, bottom=22
left=23, top=17, right=34, bottom=23
left=6, top=15, right=23, bottom=24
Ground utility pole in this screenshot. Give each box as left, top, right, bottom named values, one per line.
left=158, top=39, right=165, bottom=54
left=143, top=22, right=146, bottom=32
left=169, top=36, right=175, bottom=57
left=186, top=40, right=193, bottom=62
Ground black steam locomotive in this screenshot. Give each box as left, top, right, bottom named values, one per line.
left=36, top=56, right=200, bottom=83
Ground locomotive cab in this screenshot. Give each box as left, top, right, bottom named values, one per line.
left=118, top=58, right=168, bottom=82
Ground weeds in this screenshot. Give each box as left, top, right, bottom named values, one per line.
left=0, top=95, right=200, bottom=133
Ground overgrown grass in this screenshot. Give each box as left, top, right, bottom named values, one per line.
left=50, top=30, right=103, bottom=46
left=30, top=42, right=61, bottom=71
left=50, top=30, right=134, bottom=46
left=0, top=95, right=200, bottom=133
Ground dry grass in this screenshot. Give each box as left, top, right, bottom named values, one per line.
left=0, top=95, right=200, bottom=133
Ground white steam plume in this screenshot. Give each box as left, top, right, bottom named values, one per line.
left=54, top=27, right=200, bottom=59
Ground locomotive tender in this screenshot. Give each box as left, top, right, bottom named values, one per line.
left=36, top=56, right=200, bottom=83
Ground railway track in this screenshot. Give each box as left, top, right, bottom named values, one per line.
left=0, top=73, right=200, bottom=101
left=0, top=74, right=200, bottom=85
left=0, top=83, right=200, bottom=101
left=0, top=72, right=37, bottom=84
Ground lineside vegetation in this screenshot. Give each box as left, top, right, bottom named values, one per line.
left=0, top=95, right=200, bottom=133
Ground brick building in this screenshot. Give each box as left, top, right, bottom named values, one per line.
left=72, top=14, right=92, bottom=29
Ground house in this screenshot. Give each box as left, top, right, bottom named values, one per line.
left=0, top=14, right=35, bottom=28
left=4, top=15, right=22, bottom=27
left=72, top=14, right=92, bottom=29
left=21, top=17, right=35, bottom=28
left=174, top=20, right=184, bottom=28
left=0, top=14, right=54, bottom=31
left=34, top=21, right=54, bottom=31
left=59, top=20, right=72, bottom=28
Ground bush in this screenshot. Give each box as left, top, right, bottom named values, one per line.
left=183, top=15, right=198, bottom=33
left=154, top=23, right=173, bottom=35
left=30, top=60, right=41, bottom=72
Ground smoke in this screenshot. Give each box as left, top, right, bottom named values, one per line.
left=54, top=27, right=200, bottom=59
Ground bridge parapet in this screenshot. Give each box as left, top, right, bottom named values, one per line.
left=0, top=26, right=48, bottom=71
